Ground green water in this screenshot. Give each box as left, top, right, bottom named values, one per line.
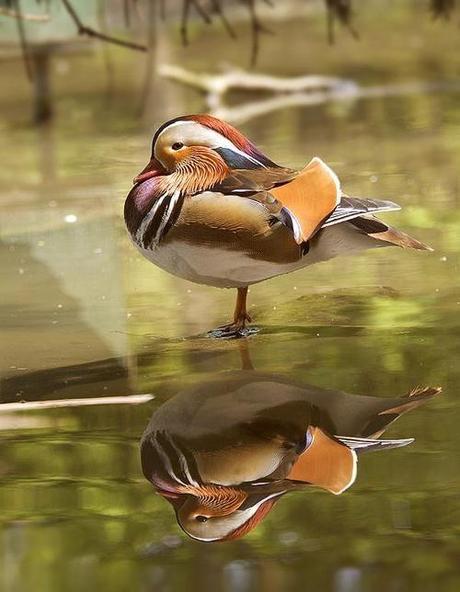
left=1, top=5, right=460, bottom=591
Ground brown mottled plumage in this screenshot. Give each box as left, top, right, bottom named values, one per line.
left=141, top=370, right=441, bottom=542
left=124, top=114, right=432, bottom=337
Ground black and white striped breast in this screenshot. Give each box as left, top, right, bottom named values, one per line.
left=125, top=189, right=185, bottom=250
left=141, top=430, right=201, bottom=489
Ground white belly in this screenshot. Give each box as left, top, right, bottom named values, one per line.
left=132, top=187, right=386, bottom=289
left=136, top=240, right=303, bottom=288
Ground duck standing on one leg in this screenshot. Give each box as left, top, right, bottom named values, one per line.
left=124, top=114, right=431, bottom=337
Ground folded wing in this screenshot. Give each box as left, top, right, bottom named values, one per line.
left=215, top=157, right=431, bottom=251
left=287, top=427, right=357, bottom=494
left=271, top=157, right=341, bottom=243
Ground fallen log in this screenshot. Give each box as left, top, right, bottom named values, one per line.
left=158, top=64, right=355, bottom=109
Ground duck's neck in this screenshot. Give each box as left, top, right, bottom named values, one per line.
left=161, top=157, right=230, bottom=196
left=124, top=154, right=230, bottom=237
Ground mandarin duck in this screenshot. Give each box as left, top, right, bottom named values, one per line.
left=141, top=370, right=440, bottom=542
left=125, top=114, right=431, bottom=337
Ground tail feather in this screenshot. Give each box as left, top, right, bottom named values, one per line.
left=362, top=385, right=441, bottom=438
left=408, top=385, right=442, bottom=398
left=370, top=225, right=433, bottom=251
left=350, top=215, right=432, bottom=251
left=379, top=386, right=442, bottom=416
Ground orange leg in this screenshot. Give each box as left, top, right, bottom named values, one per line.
left=233, top=287, right=252, bottom=328
left=209, top=287, right=258, bottom=339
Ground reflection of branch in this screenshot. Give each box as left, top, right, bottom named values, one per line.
left=160, top=65, right=460, bottom=125
left=0, top=7, right=50, bottom=21
left=60, top=0, right=147, bottom=52
left=238, top=340, right=254, bottom=371
left=217, top=80, right=460, bottom=124
left=0, top=394, right=154, bottom=412
left=215, top=92, right=345, bottom=124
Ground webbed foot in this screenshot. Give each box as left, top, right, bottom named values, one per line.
left=207, top=312, right=259, bottom=339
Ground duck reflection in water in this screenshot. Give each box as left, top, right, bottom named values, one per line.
left=141, top=362, right=440, bottom=542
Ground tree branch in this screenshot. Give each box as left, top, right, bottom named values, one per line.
left=210, top=0, right=237, bottom=38
left=243, top=0, right=272, bottom=67
left=430, top=0, right=456, bottom=19
left=180, top=0, right=192, bottom=45
left=191, top=0, right=212, bottom=24
left=60, top=0, right=147, bottom=52
left=325, top=0, right=358, bottom=43
left=12, top=0, right=33, bottom=81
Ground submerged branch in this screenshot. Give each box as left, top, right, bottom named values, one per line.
left=0, top=394, right=155, bottom=413
left=159, top=65, right=460, bottom=125
left=0, top=7, right=50, bottom=21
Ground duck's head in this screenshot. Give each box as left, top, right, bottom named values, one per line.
left=141, top=426, right=298, bottom=543
left=133, top=114, right=278, bottom=191
left=166, top=481, right=291, bottom=543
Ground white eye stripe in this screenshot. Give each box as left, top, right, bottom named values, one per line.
left=154, top=120, right=267, bottom=169
left=185, top=492, right=284, bottom=542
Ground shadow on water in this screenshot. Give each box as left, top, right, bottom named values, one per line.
left=0, top=236, right=132, bottom=402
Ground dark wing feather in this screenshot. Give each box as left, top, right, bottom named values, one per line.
left=349, top=214, right=432, bottom=250
left=241, top=190, right=287, bottom=219
left=322, top=195, right=401, bottom=228
left=212, top=167, right=297, bottom=195
left=210, top=169, right=298, bottom=229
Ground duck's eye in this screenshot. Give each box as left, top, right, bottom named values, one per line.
left=195, top=515, right=208, bottom=523
left=172, top=142, right=184, bottom=151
